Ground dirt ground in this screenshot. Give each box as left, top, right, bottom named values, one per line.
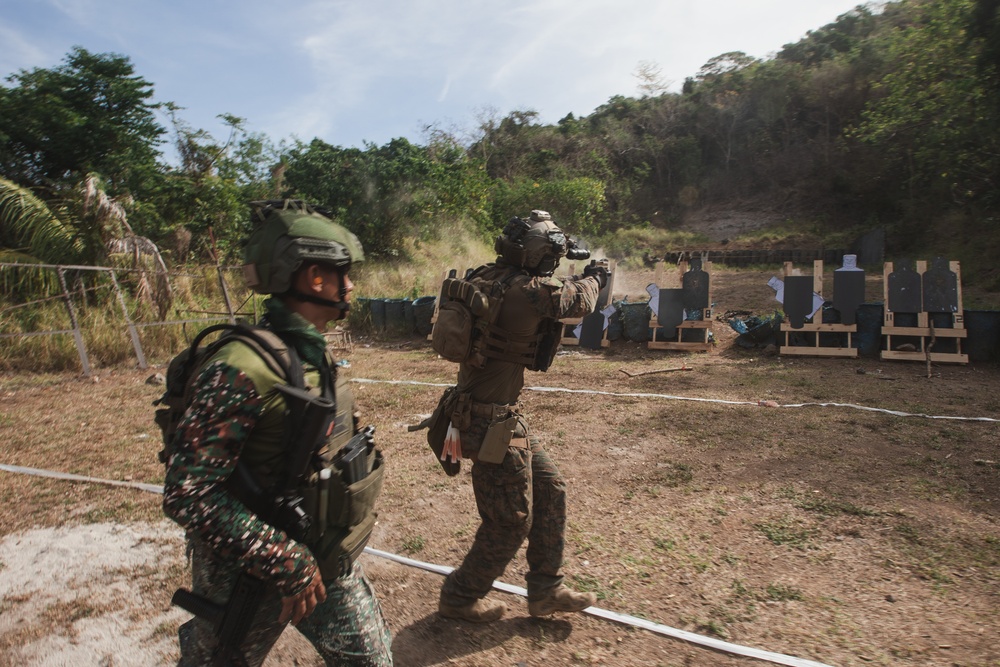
left=1, top=266, right=999, bottom=667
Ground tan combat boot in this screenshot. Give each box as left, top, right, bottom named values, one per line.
left=438, top=597, right=507, bottom=623
left=527, top=585, right=597, bottom=617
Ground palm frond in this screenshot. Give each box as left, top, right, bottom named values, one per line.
left=0, top=251, right=62, bottom=302
left=0, top=178, right=83, bottom=263
left=106, top=235, right=161, bottom=257
left=0, top=249, right=43, bottom=264
left=82, top=174, right=134, bottom=237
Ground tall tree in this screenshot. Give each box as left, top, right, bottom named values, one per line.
left=969, top=0, right=1000, bottom=80
left=0, top=47, right=165, bottom=195
left=853, top=0, right=999, bottom=206
left=140, top=109, right=281, bottom=262
left=284, top=136, right=489, bottom=256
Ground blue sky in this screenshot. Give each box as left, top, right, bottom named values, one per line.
left=1, top=0, right=871, bottom=153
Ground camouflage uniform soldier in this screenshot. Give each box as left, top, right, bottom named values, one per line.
left=435, top=210, right=609, bottom=622
left=163, top=200, right=393, bottom=666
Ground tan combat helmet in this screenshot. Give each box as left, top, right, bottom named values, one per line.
left=494, top=209, right=569, bottom=276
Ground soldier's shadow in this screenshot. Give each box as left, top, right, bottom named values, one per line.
left=391, top=613, right=574, bottom=666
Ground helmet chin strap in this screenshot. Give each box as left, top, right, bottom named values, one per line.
left=290, top=290, right=351, bottom=319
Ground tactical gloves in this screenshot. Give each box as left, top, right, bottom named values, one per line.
left=583, top=260, right=609, bottom=290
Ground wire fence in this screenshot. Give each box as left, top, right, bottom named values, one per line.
left=0, top=262, right=256, bottom=376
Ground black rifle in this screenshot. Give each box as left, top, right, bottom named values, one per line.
left=172, top=572, right=265, bottom=667
left=221, top=380, right=338, bottom=543
left=268, top=382, right=338, bottom=539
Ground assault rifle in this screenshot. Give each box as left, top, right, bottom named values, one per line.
left=268, top=382, right=338, bottom=540
left=172, top=572, right=264, bottom=667
left=171, top=380, right=336, bottom=660
left=223, top=382, right=337, bottom=542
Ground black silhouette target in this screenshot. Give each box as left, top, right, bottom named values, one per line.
left=578, top=311, right=606, bottom=349
left=833, top=269, right=865, bottom=326
left=577, top=267, right=614, bottom=348
left=656, top=288, right=685, bottom=338
left=783, top=276, right=814, bottom=329
left=887, top=260, right=922, bottom=314
left=682, top=266, right=710, bottom=312
left=922, top=258, right=958, bottom=313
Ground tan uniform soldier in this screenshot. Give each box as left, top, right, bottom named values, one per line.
left=432, top=210, right=609, bottom=622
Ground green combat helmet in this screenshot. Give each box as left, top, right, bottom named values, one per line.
left=243, top=199, right=364, bottom=316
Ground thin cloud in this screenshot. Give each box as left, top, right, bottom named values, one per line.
left=48, top=0, right=98, bottom=26
left=0, top=26, right=50, bottom=76
left=3, top=0, right=870, bottom=148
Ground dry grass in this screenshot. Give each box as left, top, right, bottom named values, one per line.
left=352, top=223, right=497, bottom=299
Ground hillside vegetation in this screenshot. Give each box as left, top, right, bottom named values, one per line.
left=3, top=0, right=1000, bottom=301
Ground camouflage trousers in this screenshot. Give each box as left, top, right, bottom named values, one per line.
left=441, top=417, right=568, bottom=605
left=177, top=539, right=393, bottom=667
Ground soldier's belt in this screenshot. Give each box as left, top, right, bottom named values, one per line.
left=470, top=401, right=516, bottom=420
left=509, top=437, right=529, bottom=450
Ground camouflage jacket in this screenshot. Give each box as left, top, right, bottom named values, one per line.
left=162, top=305, right=335, bottom=597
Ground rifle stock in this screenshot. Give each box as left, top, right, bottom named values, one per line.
left=172, top=571, right=265, bottom=667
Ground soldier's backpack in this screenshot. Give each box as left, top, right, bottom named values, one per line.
left=153, top=322, right=299, bottom=464
left=430, top=267, right=565, bottom=371
left=430, top=273, right=495, bottom=367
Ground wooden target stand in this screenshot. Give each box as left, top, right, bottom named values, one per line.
left=560, top=260, right=617, bottom=348
left=648, top=258, right=713, bottom=352
left=880, top=259, right=968, bottom=364
left=778, top=260, right=858, bottom=358
left=324, top=327, right=353, bottom=354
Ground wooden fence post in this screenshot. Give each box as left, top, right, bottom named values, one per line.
left=107, top=268, right=148, bottom=369
left=57, top=267, right=92, bottom=377
left=216, top=265, right=236, bottom=324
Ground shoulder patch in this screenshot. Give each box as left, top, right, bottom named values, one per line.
left=538, top=276, right=564, bottom=289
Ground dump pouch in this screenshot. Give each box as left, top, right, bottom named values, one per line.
left=431, top=388, right=463, bottom=475
left=312, top=513, right=378, bottom=580
left=407, top=386, right=462, bottom=476
left=478, top=415, right=518, bottom=464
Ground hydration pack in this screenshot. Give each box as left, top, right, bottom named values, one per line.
left=154, top=323, right=296, bottom=464
left=430, top=272, right=498, bottom=368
